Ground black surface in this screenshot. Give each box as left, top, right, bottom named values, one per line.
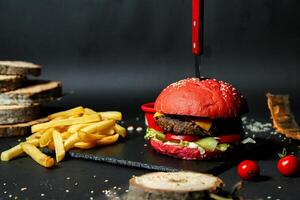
left=0, top=0, right=300, bottom=199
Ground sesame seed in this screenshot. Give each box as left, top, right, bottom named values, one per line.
left=41, top=193, right=45, bottom=197
left=66, top=177, right=70, bottom=180
left=20, top=187, right=27, bottom=191
left=4, top=191, right=7, bottom=194
left=9, top=194, right=12, bottom=198
left=14, top=196, right=18, bottom=200
left=117, top=187, right=122, bottom=190
left=113, top=186, right=117, bottom=189
left=17, top=139, right=21, bottom=142
left=125, top=190, right=129, bottom=193
left=93, top=175, right=96, bottom=178
left=74, top=182, right=78, bottom=186
left=90, top=197, right=94, bottom=200
left=136, top=127, right=143, bottom=132
left=90, top=190, right=94, bottom=194
left=267, top=196, right=272, bottom=199
left=3, top=183, right=6, bottom=186
left=104, top=179, right=109, bottom=183
left=65, top=189, right=69, bottom=193
left=277, top=186, right=282, bottom=189
left=127, top=126, right=134, bottom=132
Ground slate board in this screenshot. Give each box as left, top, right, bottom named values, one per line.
left=66, top=132, right=271, bottom=174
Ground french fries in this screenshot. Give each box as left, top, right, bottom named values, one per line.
left=1, top=107, right=126, bottom=168
left=53, top=130, right=65, bottom=162
left=1, top=139, right=39, bottom=161
left=99, top=111, right=122, bottom=121
left=31, top=114, right=100, bottom=133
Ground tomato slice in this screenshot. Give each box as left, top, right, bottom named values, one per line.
left=165, top=133, right=200, bottom=143
left=218, top=134, right=241, bottom=144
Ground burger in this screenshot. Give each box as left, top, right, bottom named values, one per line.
left=144, top=78, right=247, bottom=160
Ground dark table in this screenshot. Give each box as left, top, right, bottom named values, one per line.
left=0, top=107, right=299, bottom=200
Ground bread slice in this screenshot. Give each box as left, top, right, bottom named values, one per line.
left=267, top=93, right=300, bottom=140
left=0, top=105, right=40, bottom=125
left=127, top=171, right=223, bottom=200
left=0, top=117, right=47, bottom=137
left=0, top=80, right=62, bottom=105
left=0, top=75, right=26, bottom=92
left=0, top=61, right=41, bottom=76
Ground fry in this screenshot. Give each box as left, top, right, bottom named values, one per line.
left=1, top=139, right=39, bottom=161
left=67, top=123, right=92, bottom=133
left=78, top=131, right=106, bottom=142
left=64, top=133, right=80, bottom=151
left=61, top=131, right=73, bottom=140
left=32, top=114, right=100, bottom=133
left=96, top=134, right=119, bottom=146
left=26, top=131, right=43, bottom=141
left=48, top=106, right=84, bottom=120
left=99, top=128, right=115, bottom=135
left=81, top=120, right=115, bottom=134
left=98, top=111, right=122, bottom=121
left=84, top=108, right=99, bottom=116
left=39, top=128, right=53, bottom=148
left=114, top=124, right=126, bottom=138
left=73, top=142, right=96, bottom=149
left=21, top=143, right=54, bottom=168
left=53, top=130, right=65, bottom=162
left=48, top=141, right=55, bottom=151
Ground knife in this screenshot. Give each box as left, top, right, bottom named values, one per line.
left=192, top=0, right=204, bottom=79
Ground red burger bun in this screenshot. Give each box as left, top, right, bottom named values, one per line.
left=154, top=78, right=246, bottom=119
left=149, top=139, right=223, bottom=160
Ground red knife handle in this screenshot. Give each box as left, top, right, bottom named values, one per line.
left=192, top=0, right=202, bottom=55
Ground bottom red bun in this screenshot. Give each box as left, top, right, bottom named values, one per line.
left=149, top=139, right=224, bottom=160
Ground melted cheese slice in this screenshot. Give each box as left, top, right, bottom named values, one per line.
left=153, top=112, right=212, bottom=131
left=194, top=119, right=212, bottom=131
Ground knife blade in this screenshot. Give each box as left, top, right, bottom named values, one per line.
left=192, top=0, right=204, bottom=79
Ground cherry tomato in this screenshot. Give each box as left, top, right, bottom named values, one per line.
left=237, top=160, right=260, bottom=180
left=165, top=133, right=199, bottom=143
left=277, top=155, right=299, bottom=176
left=218, top=134, right=241, bottom=144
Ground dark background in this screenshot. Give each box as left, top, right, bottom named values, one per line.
left=0, top=1, right=300, bottom=199
left=1, top=0, right=300, bottom=119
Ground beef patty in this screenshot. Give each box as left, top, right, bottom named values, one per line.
left=154, top=115, right=244, bottom=136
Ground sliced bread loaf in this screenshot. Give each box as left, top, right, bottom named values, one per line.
left=0, top=61, right=41, bottom=76
left=0, top=80, right=62, bottom=105
left=127, top=171, right=223, bottom=200
left=0, top=104, right=40, bottom=125
left=0, top=75, right=26, bottom=92
left=0, top=117, right=47, bottom=137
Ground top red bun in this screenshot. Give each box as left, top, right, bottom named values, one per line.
left=154, top=78, right=246, bottom=119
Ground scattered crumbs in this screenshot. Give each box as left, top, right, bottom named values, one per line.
left=20, top=187, right=27, bottom=191
left=113, top=186, right=117, bottom=189
left=65, top=189, right=70, bottom=193
left=90, top=190, right=94, bottom=194
left=9, top=194, right=12, bottom=198
left=125, top=190, right=129, bottom=193
left=127, top=126, right=134, bottom=132
left=136, top=127, right=143, bottom=132
left=104, top=179, right=109, bottom=183
left=90, top=197, right=94, bottom=200
left=117, top=187, right=122, bottom=190
left=244, top=120, right=272, bottom=133
left=3, top=182, right=7, bottom=186
left=4, top=191, right=7, bottom=194
left=66, top=177, right=70, bottom=180
left=17, top=139, right=21, bottom=142
left=14, top=196, right=18, bottom=200
left=74, top=182, right=78, bottom=186
left=93, top=175, right=96, bottom=178
left=113, top=192, right=117, bottom=195
left=267, top=196, right=272, bottom=199
left=277, top=186, right=282, bottom=189
left=40, top=193, right=45, bottom=197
